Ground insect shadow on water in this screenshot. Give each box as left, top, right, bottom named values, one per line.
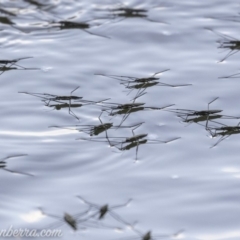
left=77, top=196, right=133, bottom=228
left=121, top=228, right=184, bottom=240
left=0, top=57, right=39, bottom=76
left=0, top=15, right=14, bottom=25
left=98, top=3, right=168, bottom=24
left=205, top=117, right=240, bottom=148
left=50, top=112, right=143, bottom=137
left=77, top=123, right=180, bottom=160
left=164, top=97, right=240, bottom=125
left=206, top=27, right=240, bottom=62
left=0, top=14, right=35, bottom=33
left=0, top=154, right=33, bottom=176
left=219, top=72, right=240, bottom=79
left=208, top=12, right=240, bottom=24
left=95, top=70, right=191, bottom=96
left=23, top=0, right=53, bottom=10
left=52, top=19, right=110, bottom=39
left=19, top=87, right=110, bottom=120
left=38, top=207, right=94, bottom=231
left=0, top=7, right=16, bottom=17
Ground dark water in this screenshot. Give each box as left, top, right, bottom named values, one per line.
left=1, top=0, right=240, bottom=239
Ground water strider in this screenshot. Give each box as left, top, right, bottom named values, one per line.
left=95, top=70, right=191, bottom=95
left=205, top=118, right=240, bottom=148
left=206, top=27, right=240, bottom=62
left=77, top=125, right=180, bottom=160
left=101, top=90, right=174, bottom=127
left=95, top=69, right=192, bottom=89
left=219, top=72, right=240, bottom=79
left=38, top=207, right=92, bottom=231
left=112, top=134, right=180, bottom=160
left=19, top=87, right=83, bottom=104
left=164, top=97, right=240, bottom=124
left=50, top=112, right=143, bottom=137
left=19, top=87, right=110, bottom=120
left=77, top=196, right=133, bottom=227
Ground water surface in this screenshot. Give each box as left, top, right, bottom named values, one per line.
left=1, top=0, right=240, bottom=240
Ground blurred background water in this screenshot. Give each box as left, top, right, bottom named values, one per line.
left=1, top=0, right=240, bottom=239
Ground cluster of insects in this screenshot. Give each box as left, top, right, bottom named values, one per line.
left=0, top=1, right=169, bottom=38
left=4, top=2, right=240, bottom=240
left=37, top=196, right=183, bottom=240
left=163, top=97, right=240, bottom=148
left=46, top=69, right=189, bottom=160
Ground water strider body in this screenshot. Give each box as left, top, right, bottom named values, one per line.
left=58, top=21, right=90, bottom=30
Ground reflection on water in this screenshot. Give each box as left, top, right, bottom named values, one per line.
left=0, top=57, right=39, bottom=76
left=0, top=7, right=16, bottom=17
left=39, top=207, right=91, bottom=231
left=1, top=0, right=240, bottom=240
left=96, top=3, right=167, bottom=24
left=0, top=16, right=14, bottom=25
left=0, top=155, right=33, bottom=177
left=47, top=20, right=111, bottom=39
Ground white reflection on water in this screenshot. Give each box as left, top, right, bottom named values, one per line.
left=199, top=231, right=240, bottom=240
left=20, top=210, right=45, bottom=223
left=0, top=129, right=78, bottom=137
left=221, top=167, right=240, bottom=179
